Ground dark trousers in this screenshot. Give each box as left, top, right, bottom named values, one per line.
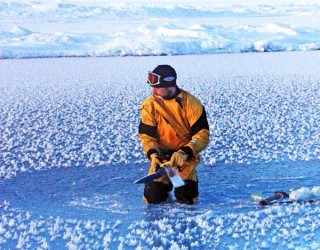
left=144, top=180, right=198, bottom=205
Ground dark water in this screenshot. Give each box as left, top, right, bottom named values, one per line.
left=1, top=160, right=319, bottom=220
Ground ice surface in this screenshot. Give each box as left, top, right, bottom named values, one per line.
left=1, top=160, right=320, bottom=249
left=1, top=51, right=320, bottom=249
left=1, top=0, right=320, bottom=58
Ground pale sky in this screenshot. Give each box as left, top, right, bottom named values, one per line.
left=4, top=0, right=313, bottom=5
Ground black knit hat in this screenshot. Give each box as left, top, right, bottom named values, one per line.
left=151, top=65, right=177, bottom=88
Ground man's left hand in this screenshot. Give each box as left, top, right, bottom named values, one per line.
left=170, top=150, right=187, bottom=167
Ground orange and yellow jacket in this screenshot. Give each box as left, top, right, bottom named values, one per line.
left=139, top=88, right=210, bottom=182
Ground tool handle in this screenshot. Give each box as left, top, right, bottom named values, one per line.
left=259, top=192, right=289, bottom=206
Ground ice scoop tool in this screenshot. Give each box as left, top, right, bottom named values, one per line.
left=134, top=162, right=185, bottom=188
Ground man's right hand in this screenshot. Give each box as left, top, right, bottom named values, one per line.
left=149, top=153, right=162, bottom=173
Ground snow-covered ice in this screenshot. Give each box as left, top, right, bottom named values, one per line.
left=1, top=0, right=320, bottom=249
left=1, top=0, right=320, bottom=58
left=1, top=51, right=320, bottom=249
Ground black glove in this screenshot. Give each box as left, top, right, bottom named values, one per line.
left=149, top=153, right=162, bottom=173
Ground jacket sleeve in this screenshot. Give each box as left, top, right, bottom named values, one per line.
left=180, top=95, right=210, bottom=158
left=138, top=101, right=161, bottom=158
